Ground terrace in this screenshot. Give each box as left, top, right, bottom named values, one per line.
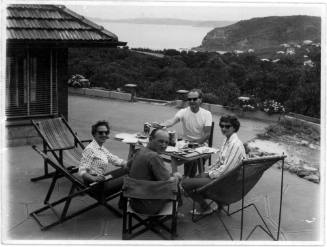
left=3, top=94, right=320, bottom=243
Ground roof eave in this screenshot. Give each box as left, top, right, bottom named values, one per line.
left=7, top=39, right=127, bottom=48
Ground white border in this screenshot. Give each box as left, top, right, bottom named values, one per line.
left=1, top=0, right=326, bottom=246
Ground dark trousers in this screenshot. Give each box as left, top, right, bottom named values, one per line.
left=86, top=167, right=128, bottom=199
left=182, top=173, right=212, bottom=210
left=184, top=157, right=208, bottom=178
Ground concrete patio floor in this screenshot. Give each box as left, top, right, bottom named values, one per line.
left=2, top=95, right=321, bottom=244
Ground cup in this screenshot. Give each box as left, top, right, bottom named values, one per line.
left=168, top=130, right=176, bottom=146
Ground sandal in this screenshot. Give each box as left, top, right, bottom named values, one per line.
left=189, top=208, right=214, bottom=216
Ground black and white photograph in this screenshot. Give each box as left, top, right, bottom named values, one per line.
left=1, top=0, right=326, bottom=245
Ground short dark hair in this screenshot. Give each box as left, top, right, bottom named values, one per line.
left=188, top=88, right=203, bottom=99
left=149, top=128, right=167, bottom=141
left=219, top=114, right=241, bottom=132
left=91, top=120, right=110, bottom=136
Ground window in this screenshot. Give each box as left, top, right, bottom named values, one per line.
left=6, top=47, right=58, bottom=118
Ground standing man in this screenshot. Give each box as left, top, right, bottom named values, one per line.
left=152, top=89, right=213, bottom=177
left=128, top=129, right=182, bottom=215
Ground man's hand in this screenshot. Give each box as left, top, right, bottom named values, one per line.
left=172, top=172, right=183, bottom=181
left=151, top=122, right=165, bottom=129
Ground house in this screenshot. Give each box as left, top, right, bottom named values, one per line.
left=280, top=43, right=290, bottom=48
left=286, top=48, right=295, bottom=55
left=5, top=4, right=126, bottom=146
left=233, top=50, right=244, bottom=54
left=303, top=40, right=313, bottom=45
left=304, top=60, right=314, bottom=67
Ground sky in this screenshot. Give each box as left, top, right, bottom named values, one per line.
left=66, top=1, right=324, bottom=21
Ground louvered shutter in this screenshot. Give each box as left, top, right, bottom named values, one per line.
left=6, top=47, right=58, bottom=118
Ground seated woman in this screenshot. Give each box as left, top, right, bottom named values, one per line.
left=79, top=120, right=128, bottom=198
left=182, top=114, right=246, bottom=215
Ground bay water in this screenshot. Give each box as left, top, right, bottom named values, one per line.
left=97, top=21, right=214, bottom=50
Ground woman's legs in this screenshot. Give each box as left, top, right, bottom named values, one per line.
left=182, top=173, right=212, bottom=210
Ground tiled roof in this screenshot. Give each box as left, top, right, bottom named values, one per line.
left=7, top=4, right=126, bottom=45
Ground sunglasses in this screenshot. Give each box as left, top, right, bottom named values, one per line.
left=97, top=131, right=109, bottom=135
left=219, top=124, right=232, bottom=129
left=187, top=97, right=199, bottom=102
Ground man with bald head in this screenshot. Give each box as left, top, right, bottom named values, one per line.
left=128, top=128, right=182, bottom=214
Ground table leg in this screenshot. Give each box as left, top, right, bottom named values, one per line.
left=128, top=144, right=136, bottom=160
left=197, top=158, right=204, bottom=174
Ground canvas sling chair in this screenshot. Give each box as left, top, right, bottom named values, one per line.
left=31, top=116, right=91, bottom=204
left=30, top=145, right=122, bottom=231
left=189, top=154, right=286, bottom=240
left=122, top=176, right=179, bottom=240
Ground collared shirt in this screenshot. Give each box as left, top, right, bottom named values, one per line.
left=79, top=140, right=125, bottom=176
left=208, top=133, right=246, bottom=179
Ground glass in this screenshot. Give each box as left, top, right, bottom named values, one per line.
left=219, top=124, right=231, bottom=129
left=187, top=97, right=198, bottom=102
left=97, top=131, right=109, bottom=135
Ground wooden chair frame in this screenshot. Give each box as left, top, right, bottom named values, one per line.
left=122, top=177, right=179, bottom=240
left=30, top=146, right=122, bottom=231
left=31, top=115, right=91, bottom=204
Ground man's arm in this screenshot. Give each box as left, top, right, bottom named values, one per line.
left=194, top=125, right=211, bottom=144
left=152, top=110, right=183, bottom=129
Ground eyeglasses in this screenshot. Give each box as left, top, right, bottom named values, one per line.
left=219, top=124, right=232, bottom=129
left=187, top=97, right=199, bottom=102
left=97, top=131, right=109, bottom=135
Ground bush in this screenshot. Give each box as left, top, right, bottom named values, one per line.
left=202, top=93, right=219, bottom=104
left=262, top=100, right=285, bottom=114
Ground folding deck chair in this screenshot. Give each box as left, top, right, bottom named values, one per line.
left=190, top=154, right=286, bottom=240
left=31, top=116, right=90, bottom=204
left=30, top=146, right=122, bottom=231
left=122, top=176, right=179, bottom=240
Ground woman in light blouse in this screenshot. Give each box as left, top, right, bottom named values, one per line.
left=79, top=120, right=128, bottom=197
left=182, top=114, right=246, bottom=216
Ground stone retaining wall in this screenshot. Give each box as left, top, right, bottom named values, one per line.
left=69, top=87, right=132, bottom=101
left=201, top=103, right=281, bottom=122
left=69, top=87, right=282, bottom=123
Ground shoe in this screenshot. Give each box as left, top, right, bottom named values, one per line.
left=189, top=208, right=214, bottom=216
left=177, top=212, right=185, bottom=218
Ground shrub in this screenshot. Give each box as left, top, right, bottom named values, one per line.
left=262, top=100, right=285, bottom=114
left=202, top=93, right=219, bottom=104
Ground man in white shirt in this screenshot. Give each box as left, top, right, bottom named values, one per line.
left=152, top=89, right=212, bottom=177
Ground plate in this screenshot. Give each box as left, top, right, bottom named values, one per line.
left=115, top=133, right=136, bottom=140
left=136, top=133, right=148, bottom=139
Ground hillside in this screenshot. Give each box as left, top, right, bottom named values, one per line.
left=196, top=15, right=320, bottom=56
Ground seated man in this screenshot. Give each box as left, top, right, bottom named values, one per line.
left=182, top=114, right=246, bottom=215
left=152, top=88, right=213, bottom=177
left=79, top=120, right=128, bottom=198
left=128, top=128, right=182, bottom=215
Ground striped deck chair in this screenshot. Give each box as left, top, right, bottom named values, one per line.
left=30, top=146, right=122, bottom=231
left=31, top=116, right=91, bottom=204
left=190, top=154, right=286, bottom=240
